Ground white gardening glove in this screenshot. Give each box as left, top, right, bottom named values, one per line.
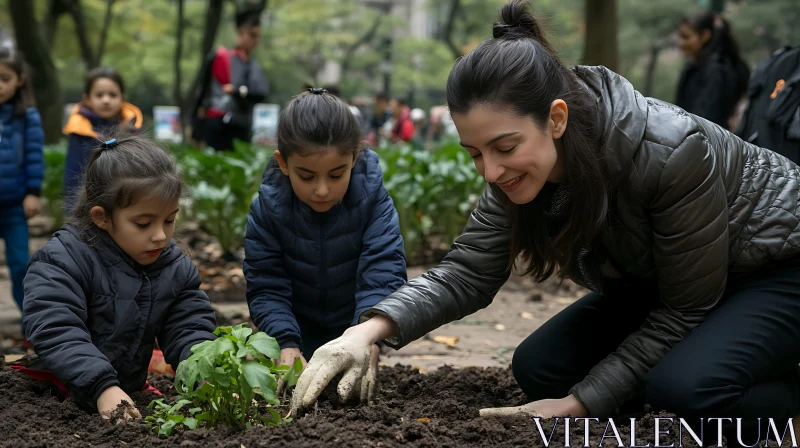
left=290, top=334, right=371, bottom=413
left=357, top=344, right=381, bottom=404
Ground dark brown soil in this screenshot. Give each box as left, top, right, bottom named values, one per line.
left=1, top=365, right=717, bottom=447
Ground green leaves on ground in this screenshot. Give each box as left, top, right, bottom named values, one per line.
left=145, top=324, right=299, bottom=437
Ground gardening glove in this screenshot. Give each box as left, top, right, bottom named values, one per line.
left=276, top=347, right=307, bottom=398
left=97, top=386, right=141, bottom=420
left=358, top=344, right=380, bottom=404
left=291, top=334, right=371, bottom=413
left=480, top=396, right=587, bottom=418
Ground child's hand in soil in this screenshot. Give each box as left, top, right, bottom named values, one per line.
left=97, top=386, right=141, bottom=420
left=276, top=347, right=307, bottom=397
left=290, top=335, right=371, bottom=412
left=479, top=395, right=587, bottom=418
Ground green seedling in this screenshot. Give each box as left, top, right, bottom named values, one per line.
left=145, top=324, right=301, bottom=436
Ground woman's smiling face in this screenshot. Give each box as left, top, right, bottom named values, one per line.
left=452, top=102, right=568, bottom=204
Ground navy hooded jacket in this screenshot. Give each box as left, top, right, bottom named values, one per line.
left=23, top=225, right=217, bottom=411
left=0, top=105, right=44, bottom=207
left=244, top=149, right=407, bottom=349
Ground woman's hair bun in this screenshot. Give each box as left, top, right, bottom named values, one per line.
left=492, top=0, right=541, bottom=40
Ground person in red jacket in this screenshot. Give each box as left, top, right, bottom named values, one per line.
left=198, top=9, right=269, bottom=151
left=389, top=98, right=414, bottom=143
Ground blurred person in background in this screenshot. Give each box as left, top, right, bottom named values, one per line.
left=366, top=92, right=391, bottom=147
left=675, top=12, right=750, bottom=130
left=410, top=108, right=428, bottom=150
left=388, top=97, right=414, bottom=143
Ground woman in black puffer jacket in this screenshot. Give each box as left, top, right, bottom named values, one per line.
left=675, top=12, right=751, bottom=130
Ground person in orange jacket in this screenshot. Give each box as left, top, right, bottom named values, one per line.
left=63, top=67, right=142, bottom=214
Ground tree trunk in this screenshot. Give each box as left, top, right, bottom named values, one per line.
left=643, top=43, right=662, bottom=97
left=182, top=0, right=226, bottom=126
left=175, top=0, right=185, bottom=127
left=441, top=0, right=462, bottom=60
left=64, top=0, right=96, bottom=70
left=581, top=0, right=619, bottom=72
left=341, top=13, right=382, bottom=75
left=94, top=0, right=117, bottom=67
left=44, top=0, right=69, bottom=50
left=9, top=0, right=62, bottom=144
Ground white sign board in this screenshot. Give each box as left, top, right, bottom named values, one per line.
left=153, top=106, right=183, bottom=143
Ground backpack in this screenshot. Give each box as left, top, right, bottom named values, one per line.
left=735, top=45, right=800, bottom=163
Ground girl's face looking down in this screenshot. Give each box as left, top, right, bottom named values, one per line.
left=275, top=148, right=355, bottom=213
left=90, top=195, right=179, bottom=266
left=84, top=77, right=123, bottom=120
left=452, top=102, right=568, bottom=205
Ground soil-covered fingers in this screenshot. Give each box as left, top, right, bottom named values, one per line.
left=479, top=404, right=542, bottom=418
left=337, top=363, right=368, bottom=403
left=359, top=368, right=378, bottom=404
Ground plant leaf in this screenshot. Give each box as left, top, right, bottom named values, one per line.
left=246, top=332, right=280, bottom=359
left=183, top=418, right=198, bottom=430
left=241, top=360, right=278, bottom=405
left=232, top=325, right=253, bottom=343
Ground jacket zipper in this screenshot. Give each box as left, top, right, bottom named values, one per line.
left=319, top=219, right=327, bottom=315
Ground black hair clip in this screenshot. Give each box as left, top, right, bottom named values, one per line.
left=309, top=87, right=327, bottom=95
left=102, top=138, right=118, bottom=149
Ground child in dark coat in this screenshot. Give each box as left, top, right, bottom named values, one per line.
left=244, top=88, right=407, bottom=401
left=63, top=67, right=142, bottom=212
left=20, top=132, right=216, bottom=419
left=0, top=49, right=44, bottom=325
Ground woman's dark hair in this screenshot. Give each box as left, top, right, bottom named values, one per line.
left=84, top=67, right=125, bottom=95
left=276, top=89, right=362, bottom=159
left=681, top=12, right=750, bottom=95
left=0, top=48, right=36, bottom=115
left=446, top=0, right=607, bottom=282
left=69, top=130, right=184, bottom=233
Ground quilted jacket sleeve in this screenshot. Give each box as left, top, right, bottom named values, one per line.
left=23, top=107, right=44, bottom=196
left=244, top=190, right=300, bottom=349
left=157, top=259, right=217, bottom=368
left=23, top=243, right=119, bottom=411
left=570, top=132, right=729, bottom=417
left=360, top=185, right=512, bottom=348
left=352, top=182, right=407, bottom=326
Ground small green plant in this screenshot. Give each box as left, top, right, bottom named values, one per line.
left=145, top=324, right=299, bottom=436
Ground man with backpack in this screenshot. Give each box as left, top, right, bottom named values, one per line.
left=736, top=45, right=800, bottom=163
left=192, top=8, right=269, bottom=151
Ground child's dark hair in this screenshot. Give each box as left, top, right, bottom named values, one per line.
left=276, top=89, right=362, bottom=159
left=84, top=67, right=125, bottom=95
left=0, top=47, right=36, bottom=115
left=236, top=9, right=261, bottom=29
left=69, top=130, right=183, bottom=233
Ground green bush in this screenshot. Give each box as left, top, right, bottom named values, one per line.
left=42, top=143, right=67, bottom=230
left=170, top=141, right=271, bottom=257
left=380, top=140, right=484, bottom=257
left=40, top=138, right=484, bottom=262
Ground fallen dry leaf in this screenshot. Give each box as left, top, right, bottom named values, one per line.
left=432, top=335, right=459, bottom=348
left=520, top=312, right=534, bottom=320
left=199, top=283, right=212, bottom=291
left=418, top=417, right=431, bottom=423
left=408, top=355, right=447, bottom=360
left=494, top=324, right=507, bottom=331
left=4, top=354, right=24, bottom=364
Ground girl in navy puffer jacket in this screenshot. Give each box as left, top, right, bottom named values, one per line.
left=0, top=49, right=44, bottom=323
left=244, top=88, right=407, bottom=402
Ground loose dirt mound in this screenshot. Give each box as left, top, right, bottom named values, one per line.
left=1, top=365, right=705, bottom=447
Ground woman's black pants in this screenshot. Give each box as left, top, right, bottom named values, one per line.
left=512, top=261, right=800, bottom=446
